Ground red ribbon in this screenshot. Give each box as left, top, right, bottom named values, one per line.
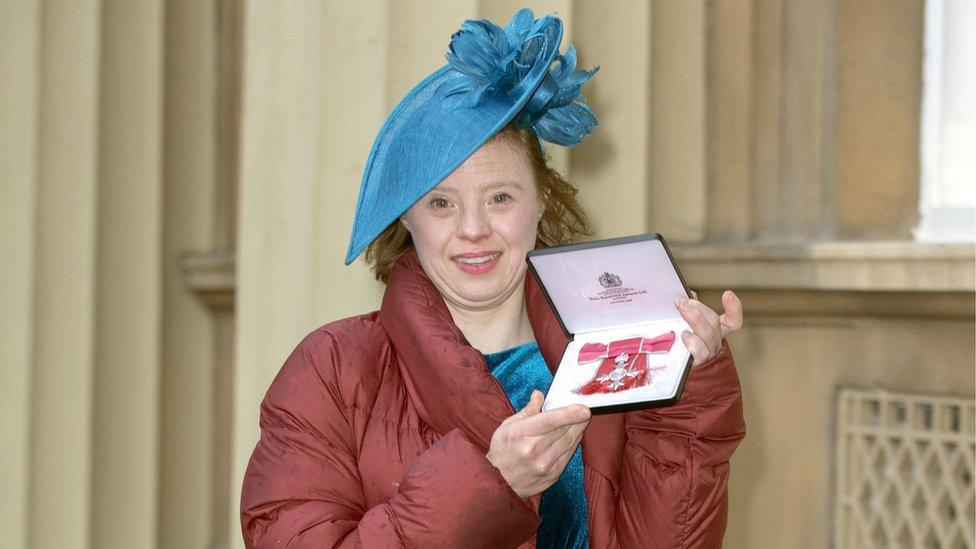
left=574, top=332, right=675, bottom=395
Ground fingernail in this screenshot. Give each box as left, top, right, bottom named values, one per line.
left=676, top=297, right=685, bottom=308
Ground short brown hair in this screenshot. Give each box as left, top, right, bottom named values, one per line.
left=363, top=124, right=591, bottom=283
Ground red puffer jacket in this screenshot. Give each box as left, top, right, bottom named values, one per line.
left=241, top=249, right=746, bottom=548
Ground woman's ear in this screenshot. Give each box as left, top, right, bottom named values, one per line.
left=399, top=215, right=411, bottom=232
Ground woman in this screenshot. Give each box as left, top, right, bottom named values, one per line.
left=242, top=10, right=745, bottom=548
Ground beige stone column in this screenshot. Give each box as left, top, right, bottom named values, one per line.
left=572, top=0, right=654, bottom=238
left=28, top=1, right=102, bottom=547
left=748, top=0, right=783, bottom=241
left=160, top=1, right=219, bottom=548
left=706, top=0, right=753, bottom=240
left=90, top=0, right=165, bottom=547
left=835, top=0, right=923, bottom=238
left=776, top=0, right=835, bottom=239
left=4, top=1, right=169, bottom=546
left=649, top=0, right=707, bottom=242
left=707, top=0, right=840, bottom=241
left=0, top=2, right=41, bottom=547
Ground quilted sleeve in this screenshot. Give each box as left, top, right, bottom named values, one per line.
left=240, top=330, right=540, bottom=548
left=612, top=340, right=746, bottom=548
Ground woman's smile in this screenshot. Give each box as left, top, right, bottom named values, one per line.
left=452, top=251, right=502, bottom=274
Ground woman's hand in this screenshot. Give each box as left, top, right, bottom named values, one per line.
left=486, top=390, right=590, bottom=499
left=677, top=290, right=743, bottom=366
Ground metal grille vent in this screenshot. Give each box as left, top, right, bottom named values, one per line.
left=835, top=389, right=975, bottom=548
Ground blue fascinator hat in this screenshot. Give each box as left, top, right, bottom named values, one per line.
left=344, top=9, right=598, bottom=265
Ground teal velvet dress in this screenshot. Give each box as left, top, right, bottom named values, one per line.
left=482, top=342, right=589, bottom=549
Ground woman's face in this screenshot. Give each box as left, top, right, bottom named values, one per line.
left=400, top=137, right=543, bottom=313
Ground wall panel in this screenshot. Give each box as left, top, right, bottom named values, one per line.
left=706, top=0, right=753, bottom=240
left=160, top=0, right=220, bottom=547
left=572, top=0, right=653, bottom=238
left=836, top=0, right=923, bottom=238
left=91, top=0, right=165, bottom=546
left=0, top=2, right=40, bottom=547
left=29, top=1, right=102, bottom=546
left=649, top=0, right=707, bottom=242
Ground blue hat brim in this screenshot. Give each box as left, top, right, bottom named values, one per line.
left=344, top=16, right=564, bottom=265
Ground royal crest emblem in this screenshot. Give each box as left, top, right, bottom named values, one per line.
left=598, top=272, right=622, bottom=288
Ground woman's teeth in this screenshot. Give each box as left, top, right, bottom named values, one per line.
left=456, top=254, right=499, bottom=265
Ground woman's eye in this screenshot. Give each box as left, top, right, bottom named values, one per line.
left=429, top=198, right=450, bottom=209
left=491, top=193, right=512, bottom=204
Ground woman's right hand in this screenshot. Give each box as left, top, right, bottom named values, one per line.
left=486, top=390, right=591, bottom=498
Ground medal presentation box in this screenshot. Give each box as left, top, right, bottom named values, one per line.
left=527, top=234, right=694, bottom=411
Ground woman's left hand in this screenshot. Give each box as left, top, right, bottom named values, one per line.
left=676, top=290, right=743, bottom=366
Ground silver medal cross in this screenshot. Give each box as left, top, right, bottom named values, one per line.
left=595, top=352, right=639, bottom=390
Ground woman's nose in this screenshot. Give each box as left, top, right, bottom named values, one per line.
left=456, top=206, right=491, bottom=241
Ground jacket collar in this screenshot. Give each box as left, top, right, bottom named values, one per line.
left=377, top=249, right=569, bottom=450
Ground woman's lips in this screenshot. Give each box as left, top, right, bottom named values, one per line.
left=452, top=252, right=501, bottom=274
